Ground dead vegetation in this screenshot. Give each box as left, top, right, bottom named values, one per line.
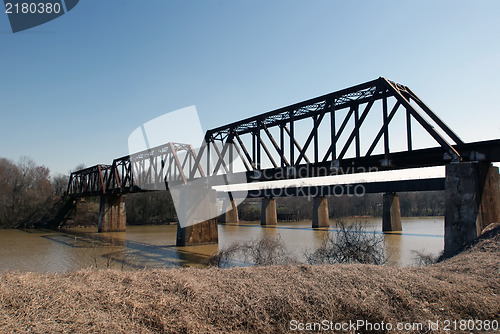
left=206, top=234, right=296, bottom=267
left=208, top=221, right=386, bottom=268
left=305, top=221, right=386, bottom=265
left=0, top=227, right=499, bottom=333
left=412, top=250, right=440, bottom=266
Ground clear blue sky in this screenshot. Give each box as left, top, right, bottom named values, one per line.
left=1, top=0, right=499, bottom=176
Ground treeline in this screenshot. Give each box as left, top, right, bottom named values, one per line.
left=125, top=192, right=177, bottom=225
left=237, top=191, right=445, bottom=221
left=0, top=156, right=445, bottom=229
left=0, top=157, right=68, bottom=228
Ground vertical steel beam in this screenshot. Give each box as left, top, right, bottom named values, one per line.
left=313, top=114, right=319, bottom=163
left=354, top=104, right=360, bottom=158
left=256, top=121, right=261, bottom=169
left=383, top=96, right=389, bottom=160
left=280, top=125, right=285, bottom=167
left=330, top=103, right=336, bottom=161
left=289, top=110, right=295, bottom=166
left=228, top=133, right=234, bottom=174
left=207, top=139, right=211, bottom=177
left=406, top=107, right=413, bottom=152
left=252, top=131, right=256, bottom=166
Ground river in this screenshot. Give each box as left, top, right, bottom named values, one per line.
left=0, top=217, right=444, bottom=273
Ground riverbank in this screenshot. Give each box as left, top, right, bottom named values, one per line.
left=1, top=227, right=498, bottom=333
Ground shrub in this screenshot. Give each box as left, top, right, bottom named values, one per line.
left=207, top=234, right=296, bottom=268
left=305, top=220, right=386, bottom=265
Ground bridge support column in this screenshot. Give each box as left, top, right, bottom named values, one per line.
left=261, top=197, right=277, bottom=225
left=176, top=187, right=219, bottom=246
left=445, top=162, right=500, bottom=255
left=312, top=196, right=329, bottom=228
left=382, top=192, right=402, bottom=232
left=223, top=199, right=239, bottom=224
left=98, top=195, right=126, bottom=232
left=176, top=218, right=219, bottom=246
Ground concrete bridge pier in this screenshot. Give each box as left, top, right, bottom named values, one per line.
left=382, top=192, right=402, bottom=232
left=444, top=162, right=500, bottom=255
left=261, top=197, right=277, bottom=225
left=98, top=194, right=126, bottom=232
left=222, top=199, right=239, bottom=224
left=176, top=187, right=219, bottom=246
left=312, top=196, right=329, bottom=228
left=176, top=218, right=219, bottom=246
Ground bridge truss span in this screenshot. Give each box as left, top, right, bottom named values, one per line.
left=198, top=77, right=466, bottom=183
left=67, top=142, right=203, bottom=196
left=67, top=77, right=500, bottom=197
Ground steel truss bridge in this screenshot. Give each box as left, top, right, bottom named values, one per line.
left=67, top=77, right=500, bottom=197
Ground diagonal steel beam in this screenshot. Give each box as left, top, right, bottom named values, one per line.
left=382, top=78, right=461, bottom=161
left=211, top=135, right=233, bottom=175
left=168, top=142, right=187, bottom=184
left=322, top=106, right=355, bottom=162
left=231, top=138, right=250, bottom=171
left=262, top=124, right=289, bottom=166
left=338, top=100, right=375, bottom=160
left=284, top=125, right=311, bottom=165
left=235, top=132, right=256, bottom=170
left=404, top=86, right=464, bottom=145
left=258, top=135, right=278, bottom=168
left=365, top=101, right=401, bottom=157
left=295, top=111, right=327, bottom=165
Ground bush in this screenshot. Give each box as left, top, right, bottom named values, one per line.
left=305, top=220, right=386, bottom=265
left=207, top=234, right=296, bottom=268
left=412, top=250, right=439, bottom=266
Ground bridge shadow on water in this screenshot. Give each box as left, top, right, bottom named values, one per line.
left=43, top=230, right=214, bottom=269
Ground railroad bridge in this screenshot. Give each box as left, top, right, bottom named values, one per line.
left=67, top=77, right=500, bottom=255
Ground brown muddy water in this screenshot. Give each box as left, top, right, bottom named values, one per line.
left=0, top=217, right=443, bottom=273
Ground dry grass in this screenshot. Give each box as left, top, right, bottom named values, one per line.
left=1, top=229, right=499, bottom=333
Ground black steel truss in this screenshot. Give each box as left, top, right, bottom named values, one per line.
left=67, top=164, right=111, bottom=197
left=194, top=77, right=464, bottom=180
left=67, top=142, right=202, bottom=196
left=67, top=77, right=500, bottom=197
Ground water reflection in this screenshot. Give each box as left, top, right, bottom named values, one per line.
left=0, top=217, right=444, bottom=273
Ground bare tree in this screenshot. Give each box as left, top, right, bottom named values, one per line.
left=412, top=250, right=439, bottom=266
left=71, top=164, right=86, bottom=174
left=52, top=174, right=69, bottom=197
left=305, top=220, right=386, bottom=265
left=0, top=157, right=54, bottom=228
left=207, top=234, right=296, bottom=268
